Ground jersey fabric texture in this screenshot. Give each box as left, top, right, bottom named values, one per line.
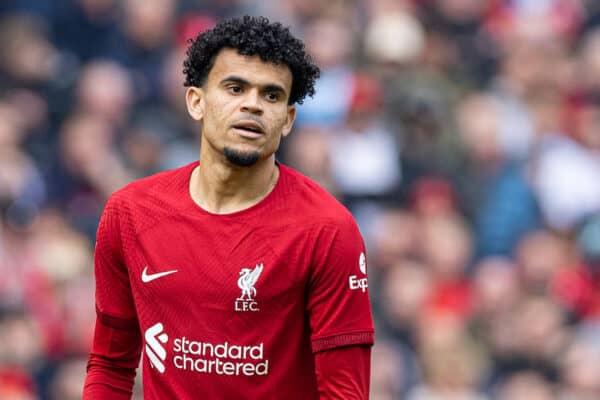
left=87, top=161, right=374, bottom=399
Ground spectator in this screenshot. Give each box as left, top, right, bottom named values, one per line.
left=495, top=371, right=556, bottom=400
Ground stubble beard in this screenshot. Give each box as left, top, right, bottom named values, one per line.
left=223, top=147, right=261, bottom=167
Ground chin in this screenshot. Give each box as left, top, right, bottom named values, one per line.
left=223, top=147, right=261, bottom=167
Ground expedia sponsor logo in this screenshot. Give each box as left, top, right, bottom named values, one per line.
left=349, top=252, right=368, bottom=293
left=173, top=338, right=269, bottom=376
left=349, top=275, right=368, bottom=292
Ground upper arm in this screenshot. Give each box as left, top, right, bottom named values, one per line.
left=94, top=195, right=137, bottom=320
left=306, top=216, right=375, bottom=353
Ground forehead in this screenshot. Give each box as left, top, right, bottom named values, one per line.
left=207, top=48, right=292, bottom=90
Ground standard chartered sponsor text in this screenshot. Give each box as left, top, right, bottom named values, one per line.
left=173, top=337, right=269, bottom=376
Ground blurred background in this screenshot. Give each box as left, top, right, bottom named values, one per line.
left=1, top=0, right=600, bottom=399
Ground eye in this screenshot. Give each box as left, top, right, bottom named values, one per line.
left=227, top=85, right=242, bottom=94
left=265, top=92, right=280, bottom=102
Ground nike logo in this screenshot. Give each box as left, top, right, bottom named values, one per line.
left=142, top=266, right=178, bottom=283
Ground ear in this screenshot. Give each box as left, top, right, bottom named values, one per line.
left=281, top=105, right=296, bottom=137
left=186, top=87, right=205, bottom=121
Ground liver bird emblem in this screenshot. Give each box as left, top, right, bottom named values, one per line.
left=237, top=263, right=263, bottom=300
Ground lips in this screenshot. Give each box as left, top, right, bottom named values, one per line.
left=232, top=120, right=264, bottom=134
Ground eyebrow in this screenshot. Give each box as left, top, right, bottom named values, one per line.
left=221, top=75, right=287, bottom=95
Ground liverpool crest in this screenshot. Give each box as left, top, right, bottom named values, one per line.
left=235, top=263, right=263, bottom=312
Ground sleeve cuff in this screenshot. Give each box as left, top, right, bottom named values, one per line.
left=311, top=331, right=374, bottom=353
left=96, top=306, right=139, bottom=330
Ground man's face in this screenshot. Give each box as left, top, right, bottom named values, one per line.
left=186, top=48, right=296, bottom=167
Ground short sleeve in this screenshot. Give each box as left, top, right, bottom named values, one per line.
left=307, top=216, right=374, bottom=353
left=94, top=195, right=138, bottom=323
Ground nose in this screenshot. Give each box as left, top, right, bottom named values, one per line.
left=240, top=89, right=263, bottom=115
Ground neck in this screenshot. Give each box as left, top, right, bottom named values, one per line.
left=190, top=148, right=279, bottom=214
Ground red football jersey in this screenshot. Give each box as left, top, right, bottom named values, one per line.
left=92, top=161, right=374, bottom=399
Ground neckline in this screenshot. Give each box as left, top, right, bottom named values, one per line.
left=183, top=161, right=285, bottom=218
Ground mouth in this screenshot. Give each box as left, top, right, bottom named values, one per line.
left=231, top=120, right=264, bottom=136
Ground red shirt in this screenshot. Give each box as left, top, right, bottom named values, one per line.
left=84, top=162, right=374, bottom=399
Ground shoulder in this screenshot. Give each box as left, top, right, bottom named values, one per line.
left=278, top=164, right=357, bottom=230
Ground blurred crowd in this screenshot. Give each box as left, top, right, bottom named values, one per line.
left=1, top=0, right=600, bottom=399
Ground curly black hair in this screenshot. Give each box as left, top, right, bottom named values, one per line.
left=183, top=15, right=320, bottom=105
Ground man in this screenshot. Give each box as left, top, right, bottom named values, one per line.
left=83, top=16, right=374, bottom=399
